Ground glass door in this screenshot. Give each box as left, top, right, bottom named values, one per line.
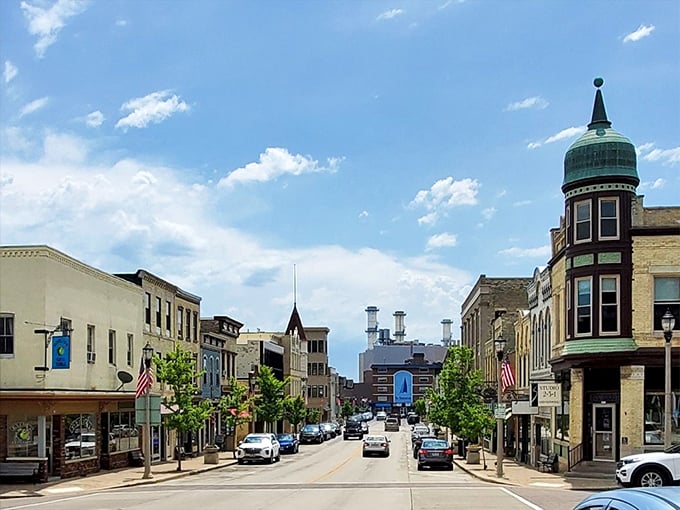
left=592, top=403, right=616, bottom=461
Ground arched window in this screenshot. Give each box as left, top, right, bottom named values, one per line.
left=203, top=356, right=208, bottom=384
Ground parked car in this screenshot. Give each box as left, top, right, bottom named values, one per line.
left=343, top=420, right=364, bottom=440
left=417, top=439, right=454, bottom=470
left=362, top=435, right=390, bottom=457
left=375, top=411, right=387, bottom=421
left=407, top=413, right=420, bottom=425
left=330, top=421, right=342, bottom=436
left=320, top=422, right=336, bottom=440
left=236, top=433, right=280, bottom=464
left=616, top=444, right=680, bottom=487
left=573, top=488, right=680, bottom=510
left=384, top=417, right=400, bottom=432
left=360, top=421, right=369, bottom=434
left=299, top=424, right=324, bottom=444
left=413, top=433, right=438, bottom=458
left=276, top=433, right=299, bottom=454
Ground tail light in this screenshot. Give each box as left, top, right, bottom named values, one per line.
left=419, top=449, right=428, bottom=455
left=363, top=442, right=369, bottom=447
left=381, top=443, right=387, bottom=447
left=444, top=449, right=453, bottom=455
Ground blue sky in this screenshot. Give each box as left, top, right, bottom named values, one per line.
left=1, top=1, right=679, bottom=380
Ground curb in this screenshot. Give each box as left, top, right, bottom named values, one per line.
left=452, top=458, right=518, bottom=486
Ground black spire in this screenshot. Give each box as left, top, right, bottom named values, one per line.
left=588, top=77, right=612, bottom=129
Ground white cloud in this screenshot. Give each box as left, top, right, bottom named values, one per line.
left=20, top=0, right=89, bottom=58
left=504, top=96, right=549, bottom=112
left=1, top=127, right=34, bottom=154
left=377, top=9, right=403, bottom=21
left=115, top=19, right=127, bottom=26
left=623, top=24, right=655, bottom=43
left=481, top=207, right=496, bottom=220
left=410, top=177, right=479, bottom=210
left=4, top=61, right=18, bottom=83
left=513, top=200, right=532, bottom=207
left=84, top=110, right=104, bottom=127
left=426, top=233, right=457, bottom=251
left=218, top=147, right=341, bottom=188
left=417, top=212, right=439, bottom=226
left=638, top=143, right=680, bottom=166
left=498, top=245, right=551, bottom=258
left=640, top=178, right=666, bottom=190
left=358, top=210, right=369, bottom=219
left=20, top=97, right=49, bottom=117
left=115, top=90, right=190, bottom=130
left=527, top=126, right=586, bottom=149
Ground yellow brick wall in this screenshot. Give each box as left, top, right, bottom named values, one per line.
left=551, top=256, right=566, bottom=355
left=631, top=235, right=680, bottom=346
left=569, top=368, right=583, bottom=446
left=620, top=366, right=645, bottom=457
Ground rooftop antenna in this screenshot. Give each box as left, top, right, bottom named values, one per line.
left=294, top=264, right=297, bottom=306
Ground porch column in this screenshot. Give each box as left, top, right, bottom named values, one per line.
left=620, top=365, right=645, bottom=457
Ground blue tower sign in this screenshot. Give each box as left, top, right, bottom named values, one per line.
left=393, top=370, right=413, bottom=405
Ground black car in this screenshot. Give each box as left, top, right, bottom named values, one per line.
left=406, top=413, right=420, bottom=425
left=299, top=424, right=324, bottom=444
left=412, top=433, right=437, bottom=458
left=343, top=420, right=364, bottom=440
left=276, top=433, right=299, bottom=454
left=320, top=422, right=336, bottom=440
left=417, top=439, right=454, bottom=470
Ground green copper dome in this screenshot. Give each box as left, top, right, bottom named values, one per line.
left=562, top=78, right=639, bottom=191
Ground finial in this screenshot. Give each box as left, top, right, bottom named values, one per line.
left=588, top=77, right=611, bottom=129
left=594, top=77, right=604, bottom=88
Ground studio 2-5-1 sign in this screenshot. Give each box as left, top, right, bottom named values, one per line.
left=538, top=383, right=562, bottom=407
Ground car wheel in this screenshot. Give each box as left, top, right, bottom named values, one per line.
left=343, top=436, right=348, bottom=440
left=636, top=467, right=668, bottom=487
left=275, top=453, right=281, bottom=462
left=447, top=463, right=454, bottom=471
left=362, top=452, right=367, bottom=457
left=417, top=464, right=423, bottom=471
left=267, top=453, right=274, bottom=464
left=237, top=459, right=244, bottom=465
left=295, top=445, right=299, bottom=454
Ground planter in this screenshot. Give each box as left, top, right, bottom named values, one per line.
left=466, top=445, right=481, bottom=464
left=203, top=445, right=219, bottom=464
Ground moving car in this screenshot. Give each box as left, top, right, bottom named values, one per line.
left=343, top=420, right=364, bottom=440
left=417, top=439, right=454, bottom=470
left=236, top=433, right=280, bottom=464
left=384, top=417, right=400, bottom=432
left=573, top=488, right=680, bottom=510
left=276, top=433, right=299, bottom=454
left=362, top=435, right=390, bottom=457
left=616, top=444, right=680, bottom=487
left=299, top=424, right=325, bottom=444
left=375, top=411, right=387, bottom=421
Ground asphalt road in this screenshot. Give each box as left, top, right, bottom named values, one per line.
left=3, top=422, right=594, bottom=510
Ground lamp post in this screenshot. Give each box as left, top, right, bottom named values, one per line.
left=494, top=336, right=506, bottom=478
left=142, top=342, right=154, bottom=479
left=662, top=309, right=676, bottom=449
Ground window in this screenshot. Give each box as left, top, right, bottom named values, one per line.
left=419, top=377, right=429, bottom=383
left=165, top=301, right=171, bottom=334
left=177, top=306, right=184, bottom=339
left=126, top=334, right=133, bottom=366
left=318, top=341, right=325, bottom=353
left=377, top=386, right=388, bottom=392
left=86, top=324, right=95, bottom=356
left=311, top=386, right=318, bottom=398
left=7, top=416, right=39, bottom=457
left=185, top=309, right=191, bottom=341
left=64, top=413, right=96, bottom=460
left=377, top=368, right=387, bottom=374
left=377, top=377, right=388, bottom=383
left=108, top=330, right=116, bottom=364
left=107, top=411, right=139, bottom=453
left=654, top=277, right=680, bottom=331
left=556, top=383, right=570, bottom=441
left=155, top=297, right=162, bottom=328
left=418, top=368, right=429, bottom=373
left=600, top=276, right=619, bottom=334
left=0, top=314, right=15, bottom=355
left=193, top=312, right=198, bottom=342
left=574, top=200, right=591, bottom=242
left=318, top=385, right=325, bottom=397
left=311, top=363, right=318, bottom=375
left=144, top=292, right=151, bottom=326
left=576, top=278, right=592, bottom=335
left=599, top=198, right=618, bottom=239
left=644, top=392, right=680, bottom=445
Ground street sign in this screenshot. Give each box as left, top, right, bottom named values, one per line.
left=494, top=405, right=507, bottom=419
left=538, top=383, right=561, bottom=407
left=135, top=394, right=162, bottom=425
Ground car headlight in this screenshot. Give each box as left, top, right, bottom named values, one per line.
left=621, top=457, right=641, bottom=465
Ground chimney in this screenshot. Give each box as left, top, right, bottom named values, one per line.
left=441, top=319, right=453, bottom=346
left=365, top=306, right=379, bottom=350
left=393, top=310, right=406, bottom=343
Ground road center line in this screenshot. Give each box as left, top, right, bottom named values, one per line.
left=500, top=488, right=545, bottom=510
left=310, top=446, right=361, bottom=483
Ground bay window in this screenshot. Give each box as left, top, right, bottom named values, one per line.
left=576, top=278, right=592, bottom=335
left=575, top=200, right=591, bottom=243
left=600, top=276, right=619, bottom=334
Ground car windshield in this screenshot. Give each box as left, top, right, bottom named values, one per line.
left=421, top=440, right=448, bottom=449
left=302, top=425, right=318, bottom=432
left=276, top=434, right=293, bottom=440
left=242, top=436, right=264, bottom=443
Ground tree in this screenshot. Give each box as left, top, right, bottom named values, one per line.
left=305, top=407, right=321, bottom=424
left=340, top=399, right=355, bottom=419
left=254, top=366, right=289, bottom=432
left=217, top=377, right=252, bottom=454
left=413, top=397, right=427, bottom=418
left=154, top=343, right=213, bottom=472
left=282, top=395, right=306, bottom=433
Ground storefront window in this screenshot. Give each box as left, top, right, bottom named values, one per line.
left=556, top=384, right=570, bottom=441
left=7, top=416, right=39, bottom=457
left=108, top=411, right=139, bottom=453
left=64, top=413, right=96, bottom=460
left=644, top=392, right=680, bottom=445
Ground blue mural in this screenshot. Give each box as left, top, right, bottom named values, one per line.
left=393, top=370, right=413, bottom=404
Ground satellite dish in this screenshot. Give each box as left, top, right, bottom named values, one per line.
left=117, top=371, right=133, bottom=384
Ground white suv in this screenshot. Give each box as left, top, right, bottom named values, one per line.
left=236, top=433, right=280, bottom=464
left=616, top=444, right=680, bottom=487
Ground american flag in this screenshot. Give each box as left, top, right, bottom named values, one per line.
left=501, top=358, right=515, bottom=393
left=135, top=357, right=154, bottom=399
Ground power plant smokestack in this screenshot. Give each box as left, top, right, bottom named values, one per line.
left=393, top=311, right=406, bottom=344
left=365, top=306, right=379, bottom=350
left=441, top=319, right=453, bottom=346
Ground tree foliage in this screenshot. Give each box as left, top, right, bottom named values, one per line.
left=254, top=366, right=289, bottom=432
left=217, top=377, right=252, bottom=437
left=282, top=395, right=307, bottom=433
left=305, top=407, right=321, bottom=424
left=340, top=399, right=355, bottom=419
left=413, top=397, right=427, bottom=417
left=154, top=343, right=213, bottom=471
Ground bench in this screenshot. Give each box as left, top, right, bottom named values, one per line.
left=128, top=450, right=144, bottom=467
left=538, top=453, right=559, bottom=473
left=0, top=461, right=40, bottom=483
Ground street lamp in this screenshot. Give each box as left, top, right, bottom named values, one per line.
left=494, top=336, right=506, bottom=478
left=142, top=342, right=154, bottom=479
left=662, top=309, right=676, bottom=449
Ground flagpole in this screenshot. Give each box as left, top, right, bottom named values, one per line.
left=142, top=342, right=153, bottom=480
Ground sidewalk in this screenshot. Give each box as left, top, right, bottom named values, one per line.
left=0, top=451, right=238, bottom=499
left=451, top=449, right=619, bottom=491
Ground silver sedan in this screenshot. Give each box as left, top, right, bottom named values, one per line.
left=362, top=435, right=391, bottom=457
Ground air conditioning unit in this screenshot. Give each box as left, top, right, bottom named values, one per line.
left=87, top=352, right=96, bottom=363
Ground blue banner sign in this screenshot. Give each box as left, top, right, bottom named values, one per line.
left=393, top=370, right=413, bottom=405
left=52, top=335, right=71, bottom=369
